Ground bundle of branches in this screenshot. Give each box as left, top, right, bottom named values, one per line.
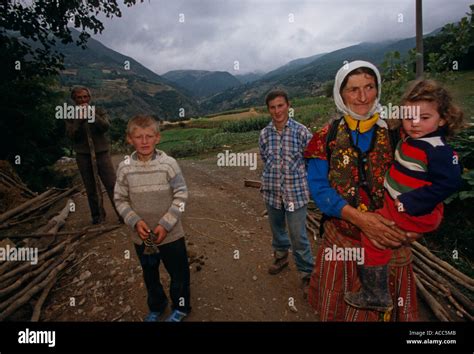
left=0, top=167, right=36, bottom=200
left=0, top=185, right=80, bottom=230
left=0, top=197, right=120, bottom=321
left=412, top=241, right=473, bottom=322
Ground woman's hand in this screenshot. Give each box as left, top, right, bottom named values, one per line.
left=341, top=205, right=410, bottom=249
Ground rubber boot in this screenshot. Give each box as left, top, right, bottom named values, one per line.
left=344, top=265, right=393, bottom=311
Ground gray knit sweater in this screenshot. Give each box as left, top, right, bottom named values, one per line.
left=114, top=149, right=188, bottom=246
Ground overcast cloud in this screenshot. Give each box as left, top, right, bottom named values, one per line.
left=92, top=0, right=473, bottom=75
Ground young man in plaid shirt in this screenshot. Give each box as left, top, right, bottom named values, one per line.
left=259, top=90, right=314, bottom=292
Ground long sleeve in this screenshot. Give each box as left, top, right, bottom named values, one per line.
left=94, top=107, right=110, bottom=133
left=259, top=130, right=267, bottom=165
left=307, top=158, right=348, bottom=217
left=65, top=120, right=84, bottom=140
left=114, top=164, right=142, bottom=229
left=398, top=146, right=462, bottom=216
left=158, top=160, right=188, bottom=232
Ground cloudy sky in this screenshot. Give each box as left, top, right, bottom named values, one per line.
left=92, top=0, right=472, bottom=75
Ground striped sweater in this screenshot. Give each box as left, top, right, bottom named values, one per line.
left=114, top=149, right=188, bottom=246
left=384, top=128, right=462, bottom=216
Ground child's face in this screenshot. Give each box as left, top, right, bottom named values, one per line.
left=402, top=100, right=446, bottom=139
left=127, top=125, right=160, bottom=160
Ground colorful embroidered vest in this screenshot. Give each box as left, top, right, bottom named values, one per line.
left=327, top=119, right=394, bottom=239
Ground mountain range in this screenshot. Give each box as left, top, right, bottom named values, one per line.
left=55, top=27, right=441, bottom=119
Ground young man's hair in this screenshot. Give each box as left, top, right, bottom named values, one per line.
left=127, top=114, right=160, bottom=135
left=70, top=86, right=91, bottom=100
left=265, top=89, right=289, bottom=107
left=340, top=67, right=378, bottom=94
left=401, top=79, right=466, bottom=137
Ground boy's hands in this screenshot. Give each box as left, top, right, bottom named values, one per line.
left=135, top=220, right=151, bottom=240
left=153, top=225, right=168, bottom=244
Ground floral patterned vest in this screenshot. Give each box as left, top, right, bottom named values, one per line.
left=327, top=118, right=394, bottom=239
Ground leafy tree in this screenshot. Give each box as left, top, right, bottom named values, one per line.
left=0, top=0, right=142, bottom=190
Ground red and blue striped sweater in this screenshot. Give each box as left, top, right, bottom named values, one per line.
left=384, top=127, right=462, bottom=216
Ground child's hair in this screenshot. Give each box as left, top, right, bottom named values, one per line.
left=127, top=114, right=160, bottom=135
left=401, top=79, right=465, bottom=137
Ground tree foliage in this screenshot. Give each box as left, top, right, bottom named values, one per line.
left=0, top=0, right=142, bottom=190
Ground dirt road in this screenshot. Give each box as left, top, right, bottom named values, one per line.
left=42, top=149, right=319, bottom=321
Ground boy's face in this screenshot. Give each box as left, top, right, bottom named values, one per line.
left=402, top=100, right=446, bottom=139
left=267, top=96, right=290, bottom=127
left=127, top=125, right=160, bottom=159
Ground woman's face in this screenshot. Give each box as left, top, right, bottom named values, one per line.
left=341, top=73, right=377, bottom=117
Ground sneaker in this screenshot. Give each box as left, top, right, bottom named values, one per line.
left=165, top=309, right=188, bottom=322
left=144, top=311, right=162, bottom=322
left=268, top=252, right=289, bottom=275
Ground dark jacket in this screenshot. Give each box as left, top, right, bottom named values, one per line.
left=65, top=107, right=111, bottom=154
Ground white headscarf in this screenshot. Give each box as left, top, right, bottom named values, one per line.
left=333, top=60, right=382, bottom=121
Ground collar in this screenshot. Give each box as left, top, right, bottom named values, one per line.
left=343, top=113, right=382, bottom=133
left=270, top=117, right=294, bottom=132
left=404, top=126, right=447, bottom=141
left=131, top=149, right=160, bottom=162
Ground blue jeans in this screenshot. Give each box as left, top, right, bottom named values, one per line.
left=266, top=203, right=314, bottom=277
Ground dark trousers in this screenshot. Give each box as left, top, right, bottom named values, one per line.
left=134, top=237, right=191, bottom=313
left=76, top=151, right=120, bottom=222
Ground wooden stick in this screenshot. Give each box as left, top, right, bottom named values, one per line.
left=413, top=264, right=450, bottom=295
left=412, top=242, right=474, bottom=288
left=0, top=246, right=72, bottom=313
left=0, top=189, right=56, bottom=224
left=0, top=215, right=43, bottom=230
left=244, top=179, right=261, bottom=188
left=10, top=186, right=79, bottom=222
left=447, top=294, right=474, bottom=321
left=0, top=258, right=56, bottom=297
left=0, top=171, right=35, bottom=197
left=0, top=249, right=76, bottom=321
left=418, top=276, right=448, bottom=298
left=415, top=276, right=451, bottom=321
left=84, top=122, right=105, bottom=222
left=0, top=240, right=68, bottom=282
left=0, top=224, right=118, bottom=239
left=31, top=278, right=57, bottom=322
left=413, top=257, right=474, bottom=314
left=412, top=248, right=474, bottom=292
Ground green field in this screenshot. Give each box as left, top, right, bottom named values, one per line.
left=157, top=95, right=336, bottom=158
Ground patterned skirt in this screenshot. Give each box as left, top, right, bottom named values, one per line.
left=307, top=220, right=419, bottom=321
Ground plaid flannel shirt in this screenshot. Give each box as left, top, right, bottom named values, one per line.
left=259, top=118, right=313, bottom=211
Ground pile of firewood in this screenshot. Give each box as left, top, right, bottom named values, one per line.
left=411, top=241, right=473, bottom=321
left=0, top=185, right=81, bottom=230
left=0, top=186, right=119, bottom=321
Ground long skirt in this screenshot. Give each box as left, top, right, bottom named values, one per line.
left=307, top=221, right=418, bottom=321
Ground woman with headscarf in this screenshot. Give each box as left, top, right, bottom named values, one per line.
left=304, top=60, right=420, bottom=321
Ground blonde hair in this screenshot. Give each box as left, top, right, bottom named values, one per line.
left=127, top=115, right=160, bottom=135
left=401, top=80, right=466, bottom=137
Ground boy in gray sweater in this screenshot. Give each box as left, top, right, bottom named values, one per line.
left=114, top=115, right=190, bottom=322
